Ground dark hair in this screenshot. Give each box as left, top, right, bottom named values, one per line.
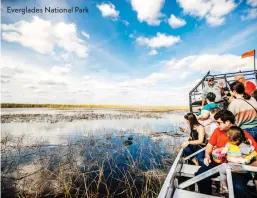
left=214, top=110, right=235, bottom=124
left=206, top=92, right=216, bottom=102
left=251, top=90, right=257, bottom=101
left=227, top=126, right=250, bottom=145
left=230, top=81, right=251, bottom=100
left=184, top=113, right=201, bottom=131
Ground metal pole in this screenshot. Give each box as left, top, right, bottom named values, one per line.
left=254, top=51, right=257, bottom=85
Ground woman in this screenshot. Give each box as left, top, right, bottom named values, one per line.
left=228, top=81, right=257, bottom=140
left=180, top=113, right=206, bottom=166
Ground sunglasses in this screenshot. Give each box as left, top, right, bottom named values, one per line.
left=216, top=121, right=223, bottom=125
left=208, top=79, right=214, bottom=82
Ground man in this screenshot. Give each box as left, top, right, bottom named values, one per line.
left=235, top=74, right=256, bottom=95
left=201, top=76, right=224, bottom=107
left=195, top=110, right=257, bottom=198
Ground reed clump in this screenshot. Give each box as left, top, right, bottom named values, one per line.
left=1, top=131, right=182, bottom=198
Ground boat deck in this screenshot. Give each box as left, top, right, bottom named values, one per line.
left=158, top=147, right=257, bottom=198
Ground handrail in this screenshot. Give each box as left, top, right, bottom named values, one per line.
left=189, top=69, right=257, bottom=112
left=183, top=147, right=206, bottom=161
left=158, top=148, right=184, bottom=198
left=189, top=71, right=210, bottom=95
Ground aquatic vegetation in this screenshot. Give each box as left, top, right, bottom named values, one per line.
left=1, top=130, right=183, bottom=197
left=1, top=103, right=188, bottom=111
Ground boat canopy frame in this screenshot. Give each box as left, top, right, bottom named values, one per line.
left=189, top=69, right=257, bottom=112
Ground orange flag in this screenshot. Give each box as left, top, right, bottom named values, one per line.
left=241, top=49, right=255, bottom=58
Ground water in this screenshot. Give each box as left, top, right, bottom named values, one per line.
left=1, top=108, right=188, bottom=197
left=1, top=108, right=186, bottom=144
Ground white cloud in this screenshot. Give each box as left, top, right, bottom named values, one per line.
left=165, top=56, right=196, bottom=69
left=81, top=31, right=90, bottom=39
left=97, top=3, right=119, bottom=20
left=168, top=14, right=186, bottom=28
left=247, top=0, right=257, bottom=7
left=136, top=32, right=181, bottom=48
left=148, top=49, right=158, bottom=56
left=131, top=0, right=165, bottom=26
left=206, top=15, right=225, bottom=26
left=51, top=66, right=70, bottom=75
left=2, top=51, right=255, bottom=106
left=122, top=20, right=129, bottom=26
left=189, top=54, right=254, bottom=73
left=23, top=84, right=37, bottom=89
left=177, top=0, right=238, bottom=27
left=241, top=8, right=257, bottom=20
left=180, top=72, right=190, bottom=79
left=165, top=54, right=255, bottom=73
left=118, top=72, right=167, bottom=89
left=2, top=16, right=89, bottom=57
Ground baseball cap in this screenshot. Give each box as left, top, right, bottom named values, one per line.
left=205, top=75, right=214, bottom=81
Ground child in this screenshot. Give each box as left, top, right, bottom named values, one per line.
left=218, top=126, right=257, bottom=194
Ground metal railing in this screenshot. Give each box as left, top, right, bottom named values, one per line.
left=189, top=69, right=257, bottom=112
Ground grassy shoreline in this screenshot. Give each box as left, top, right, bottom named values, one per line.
left=1, top=103, right=189, bottom=111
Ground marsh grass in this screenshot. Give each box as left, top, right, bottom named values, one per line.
left=1, top=103, right=188, bottom=111
left=1, top=130, right=183, bottom=198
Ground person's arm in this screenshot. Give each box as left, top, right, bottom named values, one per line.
left=201, top=98, right=206, bottom=107
left=221, top=143, right=229, bottom=154
left=182, top=126, right=205, bottom=148
left=218, top=81, right=225, bottom=96
left=201, top=88, right=206, bottom=107
left=204, top=129, right=218, bottom=166
left=204, top=143, right=213, bottom=166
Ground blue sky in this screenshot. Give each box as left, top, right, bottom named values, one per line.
left=1, top=0, right=257, bottom=106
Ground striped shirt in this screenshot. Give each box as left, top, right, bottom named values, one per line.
left=228, top=96, right=257, bottom=129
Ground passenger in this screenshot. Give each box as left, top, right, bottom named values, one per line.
left=195, top=110, right=257, bottom=198
left=201, top=76, right=224, bottom=107
left=204, top=108, right=220, bottom=140
left=228, top=81, right=257, bottom=140
left=235, top=74, right=256, bottom=95
left=218, top=126, right=257, bottom=194
left=181, top=113, right=206, bottom=166
left=197, top=92, right=219, bottom=121
left=252, top=89, right=257, bottom=101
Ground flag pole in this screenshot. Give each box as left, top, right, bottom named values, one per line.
left=254, top=50, right=257, bottom=85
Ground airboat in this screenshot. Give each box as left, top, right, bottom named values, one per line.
left=158, top=69, right=257, bottom=198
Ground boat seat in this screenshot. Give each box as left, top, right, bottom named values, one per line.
left=179, top=164, right=200, bottom=177
left=173, top=189, right=220, bottom=198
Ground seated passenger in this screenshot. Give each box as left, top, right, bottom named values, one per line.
left=181, top=113, right=206, bottom=166
left=228, top=81, right=257, bottom=140
left=197, top=92, right=219, bottom=121
left=201, top=76, right=224, bottom=107
left=235, top=74, right=256, bottom=95
left=204, top=108, right=220, bottom=140
left=195, top=110, right=257, bottom=198
left=217, top=126, right=257, bottom=194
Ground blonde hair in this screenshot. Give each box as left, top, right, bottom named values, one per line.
left=227, top=126, right=250, bottom=145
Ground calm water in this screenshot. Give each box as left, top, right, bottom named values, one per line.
left=1, top=108, right=188, bottom=197
left=1, top=108, right=187, bottom=145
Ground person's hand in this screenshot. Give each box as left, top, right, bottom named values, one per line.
left=179, top=127, right=186, bottom=133
left=204, top=156, right=211, bottom=166
left=218, top=81, right=224, bottom=89
left=182, top=141, right=189, bottom=149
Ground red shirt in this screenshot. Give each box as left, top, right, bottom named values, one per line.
left=245, top=81, right=256, bottom=95
left=209, top=127, right=257, bottom=152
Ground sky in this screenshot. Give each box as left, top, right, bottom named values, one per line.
left=1, top=0, right=257, bottom=106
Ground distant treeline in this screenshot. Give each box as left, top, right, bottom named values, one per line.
left=0, top=103, right=188, bottom=110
